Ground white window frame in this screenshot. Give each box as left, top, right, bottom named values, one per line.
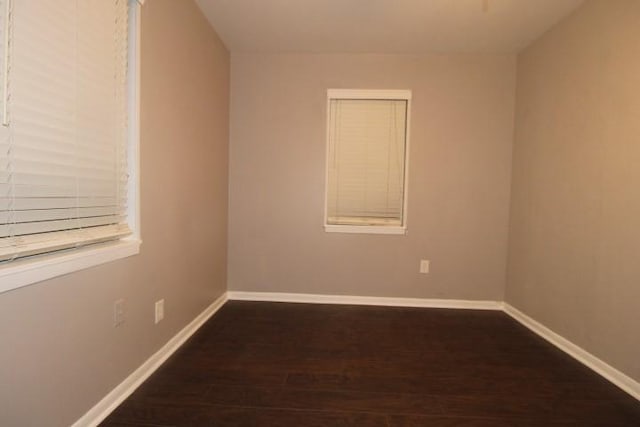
left=324, top=89, right=411, bottom=235
left=0, top=0, right=144, bottom=294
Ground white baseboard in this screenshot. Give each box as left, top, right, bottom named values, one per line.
left=72, top=292, right=228, bottom=427
left=504, top=303, right=640, bottom=401
left=227, top=291, right=502, bottom=310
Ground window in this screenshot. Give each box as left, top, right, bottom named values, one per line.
left=0, top=0, right=142, bottom=293
left=325, top=89, right=411, bottom=234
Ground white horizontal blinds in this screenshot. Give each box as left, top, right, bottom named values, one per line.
left=327, top=98, right=408, bottom=226
left=0, top=0, right=7, bottom=125
left=0, top=0, right=130, bottom=262
left=0, top=1, right=8, bottom=213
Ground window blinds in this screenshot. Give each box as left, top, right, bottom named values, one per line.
left=327, top=98, right=408, bottom=226
left=0, top=0, right=131, bottom=262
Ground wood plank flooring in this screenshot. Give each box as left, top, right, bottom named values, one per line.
left=101, top=301, right=640, bottom=426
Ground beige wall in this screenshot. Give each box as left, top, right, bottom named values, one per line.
left=507, top=0, right=640, bottom=382
left=229, top=54, right=515, bottom=300
left=0, top=1, right=229, bottom=425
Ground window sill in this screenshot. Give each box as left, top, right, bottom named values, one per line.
left=324, top=225, right=407, bottom=235
left=0, top=238, right=141, bottom=294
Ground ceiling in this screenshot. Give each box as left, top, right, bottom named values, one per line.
left=195, top=0, right=585, bottom=54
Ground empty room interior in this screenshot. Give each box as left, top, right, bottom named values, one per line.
left=1, top=0, right=639, bottom=425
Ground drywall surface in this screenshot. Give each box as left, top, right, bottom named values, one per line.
left=0, top=1, right=229, bottom=425
left=229, top=53, right=515, bottom=300
left=507, top=0, right=640, bottom=381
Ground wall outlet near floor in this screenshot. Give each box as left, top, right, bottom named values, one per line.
left=420, top=260, right=430, bottom=274
left=155, top=299, right=165, bottom=324
left=113, top=299, right=125, bottom=327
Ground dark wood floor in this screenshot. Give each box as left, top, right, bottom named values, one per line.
left=102, top=301, right=640, bottom=426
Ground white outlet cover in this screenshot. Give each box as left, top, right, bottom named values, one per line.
left=155, top=299, right=165, bottom=324
left=420, top=260, right=430, bottom=274
left=114, top=299, right=125, bottom=327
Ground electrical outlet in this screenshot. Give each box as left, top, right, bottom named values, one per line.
left=114, top=299, right=125, bottom=327
left=420, top=260, right=430, bottom=274
left=155, top=299, right=164, bottom=324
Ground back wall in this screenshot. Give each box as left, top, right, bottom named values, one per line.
left=228, top=53, right=515, bottom=300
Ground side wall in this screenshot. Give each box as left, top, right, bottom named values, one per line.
left=507, top=0, right=640, bottom=382
left=0, top=1, right=230, bottom=425
left=229, top=54, right=515, bottom=300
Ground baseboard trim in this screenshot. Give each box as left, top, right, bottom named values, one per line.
left=226, top=291, right=502, bottom=310
left=504, top=303, right=640, bottom=401
left=72, top=292, right=228, bottom=427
